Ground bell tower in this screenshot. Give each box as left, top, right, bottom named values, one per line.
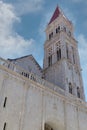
left=43, top=6, right=85, bottom=100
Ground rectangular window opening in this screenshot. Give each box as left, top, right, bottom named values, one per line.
left=49, top=32, right=53, bottom=40
left=3, top=97, right=7, bottom=108
left=3, top=122, right=6, bottom=130
left=48, top=55, right=52, bottom=67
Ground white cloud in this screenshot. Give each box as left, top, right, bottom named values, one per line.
left=7, top=0, right=44, bottom=16
left=0, top=1, right=35, bottom=59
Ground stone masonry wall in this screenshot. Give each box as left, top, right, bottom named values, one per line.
left=0, top=66, right=87, bottom=130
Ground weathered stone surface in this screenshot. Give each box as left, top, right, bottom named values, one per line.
left=0, top=66, right=87, bottom=130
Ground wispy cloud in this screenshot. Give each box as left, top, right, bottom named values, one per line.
left=0, top=1, right=35, bottom=59
left=4, top=0, right=44, bottom=16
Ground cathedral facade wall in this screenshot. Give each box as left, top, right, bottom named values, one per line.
left=0, top=66, right=87, bottom=130
left=44, top=60, right=66, bottom=90
left=8, top=56, right=42, bottom=77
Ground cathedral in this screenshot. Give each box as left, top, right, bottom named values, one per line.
left=0, top=6, right=87, bottom=130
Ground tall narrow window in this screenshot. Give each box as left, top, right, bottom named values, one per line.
left=49, top=32, right=53, bottom=40
left=66, top=44, right=69, bottom=59
left=57, top=49, right=61, bottom=61
left=48, top=55, right=52, bottom=67
left=50, top=55, right=52, bottom=65
left=57, top=50, right=59, bottom=61
left=59, top=48, right=61, bottom=59
left=48, top=48, right=52, bottom=67
left=56, top=26, right=60, bottom=33
left=72, top=47, right=75, bottom=64
left=73, top=54, right=75, bottom=64
left=56, top=42, right=61, bottom=61
left=77, top=87, right=80, bottom=98
left=69, top=83, right=72, bottom=94
left=3, top=97, right=7, bottom=108
left=48, top=56, right=50, bottom=66
left=3, top=122, right=6, bottom=130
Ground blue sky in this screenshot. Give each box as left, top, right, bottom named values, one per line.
left=0, top=0, right=87, bottom=100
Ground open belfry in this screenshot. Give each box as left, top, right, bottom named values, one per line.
left=0, top=6, right=87, bottom=130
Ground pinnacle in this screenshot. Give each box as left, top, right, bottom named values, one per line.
left=49, top=6, right=60, bottom=25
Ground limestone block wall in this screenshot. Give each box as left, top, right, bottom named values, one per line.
left=8, top=56, right=42, bottom=77
left=44, top=60, right=66, bottom=90
left=64, top=61, right=85, bottom=100
left=0, top=66, right=87, bottom=130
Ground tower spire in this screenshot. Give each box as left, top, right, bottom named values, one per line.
left=49, top=6, right=60, bottom=25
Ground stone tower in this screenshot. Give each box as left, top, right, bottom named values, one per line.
left=43, top=6, right=85, bottom=100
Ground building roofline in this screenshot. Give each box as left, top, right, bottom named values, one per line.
left=8, top=54, right=42, bottom=71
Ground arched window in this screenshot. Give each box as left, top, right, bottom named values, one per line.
left=45, top=123, right=53, bottom=130
left=48, top=48, right=52, bottom=67
left=56, top=26, right=60, bottom=33
left=77, top=87, right=80, bottom=98
left=56, top=42, right=61, bottom=61
left=69, top=83, right=72, bottom=94
left=49, top=32, right=53, bottom=40
left=57, top=49, right=61, bottom=61
left=48, top=55, right=52, bottom=66
left=66, top=44, right=69, bottom=59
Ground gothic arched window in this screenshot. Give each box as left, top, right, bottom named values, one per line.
left=69, top=83, right=72, bottom=94
left=56, top=26, right=60, bottom=33
left=48, top=55, right=52, bottom=67
left=77, top=87, right=80, bottom=98
left=49, top=32, right=53, bottom=40
left=66, top=44, right=69, bottom=59
left=48, top=48, right=52, bottom=67
left=56, top=42, right=61, bottom=61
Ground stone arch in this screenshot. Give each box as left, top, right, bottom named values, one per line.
left=44, top=123, right=53, bottom=130
left=44, top=119, right=65, bottom=130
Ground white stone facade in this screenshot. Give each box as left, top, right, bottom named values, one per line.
left=0, top=65, right=87, bottom=130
